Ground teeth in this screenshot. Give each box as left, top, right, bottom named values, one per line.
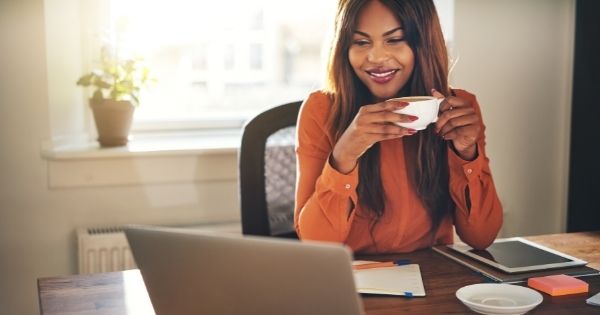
left=369, top=70, right=396, bottom=77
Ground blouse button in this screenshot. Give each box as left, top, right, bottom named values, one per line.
left=466, top=168, right=473, bottom=175
left=344, top=184, right=351, bottom=189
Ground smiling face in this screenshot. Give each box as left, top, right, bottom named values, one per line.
left=348, top=0, right=415, bottom=102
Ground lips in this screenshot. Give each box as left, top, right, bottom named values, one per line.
left=365, top=68, right=399, bottom=84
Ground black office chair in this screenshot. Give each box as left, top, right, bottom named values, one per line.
left=239, top=101, right=302, bottom=238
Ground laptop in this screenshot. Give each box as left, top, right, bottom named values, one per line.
left=124, top=225, right=365, bottom=315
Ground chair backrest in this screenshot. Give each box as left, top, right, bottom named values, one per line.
left=239, top=101, right=302, bottom=238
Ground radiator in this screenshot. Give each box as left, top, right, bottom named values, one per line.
left=77, top=227, right=136, bottom=274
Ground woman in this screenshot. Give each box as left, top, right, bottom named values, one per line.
left=294, top=0, right=502, bottom=253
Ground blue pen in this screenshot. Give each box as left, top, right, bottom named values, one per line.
left=394, top=259, right=411, bottom=266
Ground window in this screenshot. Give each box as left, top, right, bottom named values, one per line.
left=96, top=0, right=453, bottom=131
left=102, top=0, right=336, bottom=130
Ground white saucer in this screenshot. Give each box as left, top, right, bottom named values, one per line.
left=456, top=283, right=543, bottom=315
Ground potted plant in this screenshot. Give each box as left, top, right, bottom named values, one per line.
left=77, top=47, right=154, bottom=147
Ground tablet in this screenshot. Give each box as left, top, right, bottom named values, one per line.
left=447, top=237, right=587, bottom=273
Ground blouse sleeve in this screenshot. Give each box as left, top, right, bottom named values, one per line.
left=449, top=90, right=503, bottom=250
left=293, top=91, right=361, bottom=242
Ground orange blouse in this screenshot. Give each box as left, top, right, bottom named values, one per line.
left=294, top=90, right=502, bottom=254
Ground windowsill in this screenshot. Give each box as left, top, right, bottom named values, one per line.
left=42, top=129, right=242, bottom=188
left=41, top=129, right=242, bottom=160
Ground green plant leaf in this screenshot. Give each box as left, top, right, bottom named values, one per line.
left=76, top=73, right=94, bottom=86
left=78, top=47, right=154, bottom=106
left=95, top=78, right=112, bottom=89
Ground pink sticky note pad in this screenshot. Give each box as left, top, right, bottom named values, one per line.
left=527, top=274, right=589, bottom=296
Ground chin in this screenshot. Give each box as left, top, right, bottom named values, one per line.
left=363, top=79, right=407, bottom=101
left=370, top=87, right=400, bottom=101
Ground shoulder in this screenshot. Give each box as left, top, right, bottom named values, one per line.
left=297, top=90, right=335, bottom=148
left=300, top=90, right=333, bottom=115
left=298, top=90, right=334, bottom=126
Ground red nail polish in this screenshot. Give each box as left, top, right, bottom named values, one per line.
left=410, top=116, right=418, bottom=121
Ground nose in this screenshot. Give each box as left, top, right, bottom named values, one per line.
left=367, top=43, right=389, bottom=64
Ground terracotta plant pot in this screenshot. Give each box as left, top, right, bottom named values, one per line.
left=89, top=99, right=135, bottom=147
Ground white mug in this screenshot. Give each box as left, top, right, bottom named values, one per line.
left=391, top=96, right=443, bottom=130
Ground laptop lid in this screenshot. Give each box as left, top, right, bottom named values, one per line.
left=125, top=225, right=364, bottom=315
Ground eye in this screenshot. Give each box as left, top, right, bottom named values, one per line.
left=387, top=37, right=405, bottom=45
left=352, top=39, right=370, bottom=47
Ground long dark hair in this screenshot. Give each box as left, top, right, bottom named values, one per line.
left=325, top=0, right=452, bottom=234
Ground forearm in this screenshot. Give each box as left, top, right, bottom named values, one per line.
left=331, top=141, right=359, bottom=174
left=448, top=148, right=503, bottom=249
left=296, top=191, right=356, bottom=242
left=295, top=156, right=359, bottom=242
left=452, top=175, right=503, bottom=249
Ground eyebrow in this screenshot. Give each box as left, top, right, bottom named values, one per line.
left=353, top=27, right=403, bottom=38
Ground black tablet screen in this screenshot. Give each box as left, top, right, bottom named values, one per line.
left=468, top=241, right=572, bottom=268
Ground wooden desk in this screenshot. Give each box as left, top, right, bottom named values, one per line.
left=38, top=232, right=600, bottom=314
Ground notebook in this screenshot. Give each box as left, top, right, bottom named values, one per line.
left=125, top=225, right=365, bottom=315
left=433, top=244, right=600, bottom=283
left=352, top=261, right=426, bottom=296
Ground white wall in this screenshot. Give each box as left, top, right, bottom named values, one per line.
left=0, top=0, right=575, bottom=314
left=453, top=0, right=574, bottom=237
left=0, top=1, right=52, bottom=314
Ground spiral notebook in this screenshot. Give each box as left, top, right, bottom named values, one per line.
left=352, top=261, right=426, bottom=297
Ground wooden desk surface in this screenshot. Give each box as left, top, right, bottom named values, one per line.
left=38, top=232, right=600, bottom=315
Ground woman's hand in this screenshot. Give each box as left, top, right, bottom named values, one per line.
left=432, top=89, right=480, bottom=160
left=331, top=100, right=417, bottom=173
